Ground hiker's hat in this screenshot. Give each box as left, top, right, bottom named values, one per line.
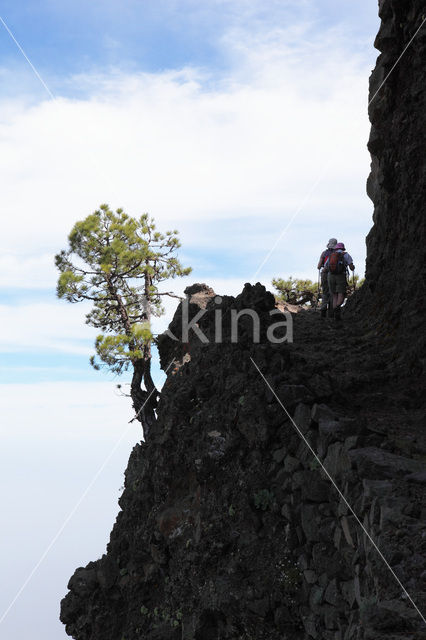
left=335, top=242, right=345, bottom=250
left=327, top=238, right=337, bottom=249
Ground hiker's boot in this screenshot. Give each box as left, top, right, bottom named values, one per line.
left=320, top=307, right=327, bottom=318
left=334, top=306, right=342, bottom=321
left=328, top=306, right=334, bottom=319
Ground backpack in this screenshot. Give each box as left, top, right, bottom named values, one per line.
left=327, top=250, right=346, bottom=274
left=320, top=249, right=332, bottom=268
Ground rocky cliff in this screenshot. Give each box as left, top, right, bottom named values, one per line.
left=60, top=3, right=426, bottom=639
left=60, top=282, right=426, bottom=639
left=349, top=0, right=426, bottom=366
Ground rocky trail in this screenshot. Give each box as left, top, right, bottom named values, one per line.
left=292, top=308, right=426, bottom=454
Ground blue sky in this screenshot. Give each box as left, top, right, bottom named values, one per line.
left=0, top=1, right=376, bottom=78
left=0, top=1, right=381, bottom=638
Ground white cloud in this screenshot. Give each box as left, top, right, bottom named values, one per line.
left=0, top=253, right=56, bottom=289
left=0, top=380, right=138, bottom=439
left=0, top=379, right=140, bottom=640
left=0, top=19, right=375, bottom=290
left=0, top=278, right=245, bottom=355
left=0, top=301, right=94, bottom=354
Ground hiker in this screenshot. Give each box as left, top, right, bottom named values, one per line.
left=327, top=242, right=355, bottom=320
left=317, top=238, right=337, bottom=318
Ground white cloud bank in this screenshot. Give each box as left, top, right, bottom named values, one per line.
left=0, top=380, right=140, bottom=640
left=0, top=380, right=139, bottom=439
left=0, top=277, right=249, bottom=356
left=0, top=301, right=94, bottom=354
left=0, top=18, right=375, bottom=290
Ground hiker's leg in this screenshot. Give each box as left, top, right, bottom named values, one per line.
left=328, top=274, right=337, bottom=317
left=333, top=275, right=346, bottom=320
left=321, top=272, right=329, bottom=309
left=321, top=272, right=329, bottom=316
left=334, top=275, right=346, bottom=306
left=335, top=293, right=345, bottom=307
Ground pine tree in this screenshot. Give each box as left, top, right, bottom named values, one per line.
left=55, top=204, right=191, bottom=436
left=272, top=277, right=318, bottom=306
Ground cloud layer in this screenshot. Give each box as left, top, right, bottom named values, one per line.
left=1, top=16, right=376, bottom=291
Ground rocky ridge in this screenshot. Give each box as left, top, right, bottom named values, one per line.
left=61, top=282, right=426, bottom=640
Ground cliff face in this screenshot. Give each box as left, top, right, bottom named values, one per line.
left=351, top=0, right=426, bottom=362
left=60, top=3, right=426, bottom=640
left=60, top=282, right=426, bottom=640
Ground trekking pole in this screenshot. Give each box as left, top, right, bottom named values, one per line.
left=353, top=270, right=356, bottom=292
left=317, top=270, right=321, bottom=309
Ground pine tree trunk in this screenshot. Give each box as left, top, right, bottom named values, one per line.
left=131, top=357, right=158, bottom=437
left=130, top=270, right=158, bottom=437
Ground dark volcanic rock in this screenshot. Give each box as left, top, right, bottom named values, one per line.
left=60, top=282, right=426, bottom=640
left=347, top=0, right=426, bottom=370
left=349, top=446, right=425, bottom=479
left=406, top=470, right=426, bottom=485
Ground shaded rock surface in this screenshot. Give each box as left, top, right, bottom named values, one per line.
left=349, top=447, right=425, bottom=479
left=60, top=282, right=425, bottom=640
left=60, top=3, right=426, bottom=640
left=346, top=0, right=426, bottom=370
